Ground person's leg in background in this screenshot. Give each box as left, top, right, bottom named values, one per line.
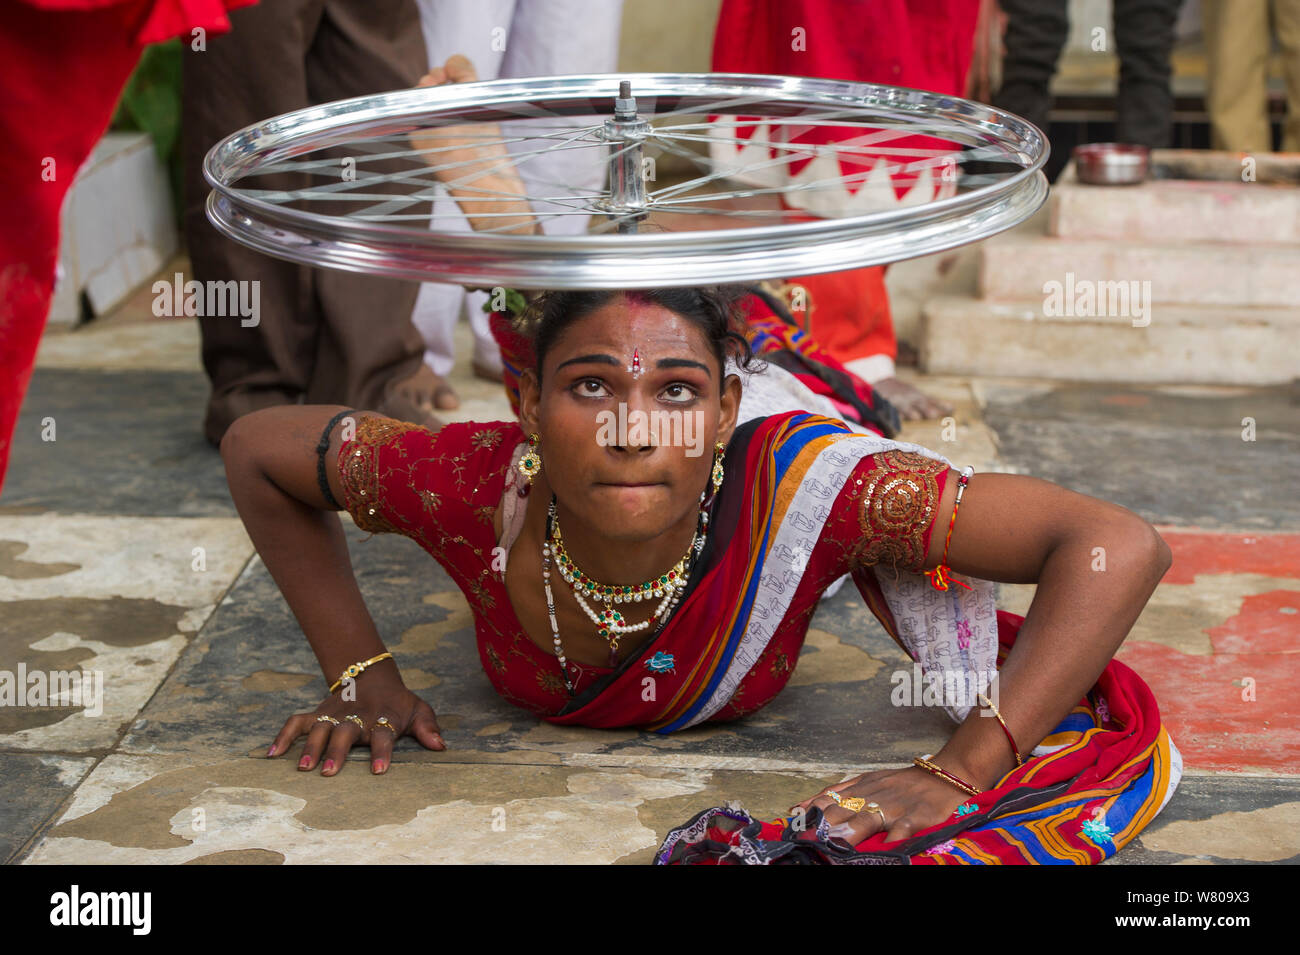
left=1270, top=0, right=1300, bottom=152
left=410, top=0, right=517, bottom=407
left=497, top=0, right=622, bottom=204
left=484, top=0, right=624, bottom=366
left=1202, top=0, right=1271, bottom=152
left=302, top=0, right=439, bottom=420
left=409, top=0, right=622, bottom=396
left=1112, top=0, right=1183, bottom=149
left=184, top=0, right=333, bottom=446
left=0, top=0, right=253, bottom=491
left=991, top=0, right=1070, bottom=138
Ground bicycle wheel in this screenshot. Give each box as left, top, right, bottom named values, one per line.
left=204, top=72, right=1048, bottom=289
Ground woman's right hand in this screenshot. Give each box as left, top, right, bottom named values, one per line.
left=266, top=673, right=446, bottom=776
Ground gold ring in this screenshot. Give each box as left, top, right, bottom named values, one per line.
left=344, top=715, right=365, bottom=731
left=825, top=790, right=867, bottom=812
left=315, top=715, right=340, bottom=726
left=372, top=717, right=399, bottom=736
left=864, top=801, right=887, bottom=826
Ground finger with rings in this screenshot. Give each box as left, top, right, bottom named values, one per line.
left=372, top=717, right=399, bottom=736
left=344, top=715, right=365, bottom=732
left=315, top=715, right=341, bottom=726
left=825, top=790, right=867, bottom=812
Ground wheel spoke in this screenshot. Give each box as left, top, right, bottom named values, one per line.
left=207, top=74, right=1045, bottom=285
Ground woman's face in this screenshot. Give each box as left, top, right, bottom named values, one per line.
left=518, top=294, right=742, bottom=542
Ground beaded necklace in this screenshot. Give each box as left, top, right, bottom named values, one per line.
left=541, top=490, right=712, bottom=694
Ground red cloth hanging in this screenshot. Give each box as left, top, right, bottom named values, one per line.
left=0, top=0, right=254, bottom=496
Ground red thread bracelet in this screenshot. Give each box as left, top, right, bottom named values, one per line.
left=925, top=465, right=975, bottom=592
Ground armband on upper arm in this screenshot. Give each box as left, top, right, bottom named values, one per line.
left=853, top=450, right=950, bottom=573
left=338, top=415, right=428, bottom=535
left=316, top=409, right=357, bottom=510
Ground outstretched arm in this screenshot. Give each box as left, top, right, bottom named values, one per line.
left=221, top=405, right=447, bottom=774
left=924, top=471, right=1170, bottom=785
left=797, top=469, right=1171, bottom=842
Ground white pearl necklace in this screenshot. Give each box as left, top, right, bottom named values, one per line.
left=541, top=492, right=709, bottom=694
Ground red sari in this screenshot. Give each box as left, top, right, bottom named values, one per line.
left=335, top=409, right=1182, bottom=863
left=337, top=411, right=954, bottom=725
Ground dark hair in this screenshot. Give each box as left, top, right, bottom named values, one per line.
left=520, top=286, right=762, bottom=382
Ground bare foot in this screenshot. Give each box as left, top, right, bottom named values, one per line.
left=872, top=376, right=954, bottom=422
left=390, top=363, right=460, bottom=412
left=411, top=55, right=536, bottom=234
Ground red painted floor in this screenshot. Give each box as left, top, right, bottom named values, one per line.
left=1117, top=528, right=1299, bottom=774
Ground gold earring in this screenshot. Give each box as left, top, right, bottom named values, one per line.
left=711, top=441, right=725, bottom=493
left=518, top=432, right=542, bottom=484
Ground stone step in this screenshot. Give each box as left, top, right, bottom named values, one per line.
left=920, top=293, right=1300, bottom=386
left=1051, top=177, right=1300, bottom=245
left=981, top=236, right=1300, bottom=308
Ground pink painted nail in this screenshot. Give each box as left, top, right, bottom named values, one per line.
left=298, top=755, right=311, bottom=769
left=266, top=744, right=276, bottom=757
left=323, top=759, right=335, bottom=771
left=372, top=760, right=384, bottom=773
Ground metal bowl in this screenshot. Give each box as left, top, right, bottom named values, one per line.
left=1073, top=143, right=1149, bottom=185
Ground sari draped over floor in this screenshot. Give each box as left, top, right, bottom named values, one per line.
left=334, top=305, right=1181, bottom=863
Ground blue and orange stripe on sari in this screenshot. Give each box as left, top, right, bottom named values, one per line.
left=655, top=612, right=1184, bottom=865
left=651, top=412, right=857, bottom=732
left=543, top=410, right=930, bottom=733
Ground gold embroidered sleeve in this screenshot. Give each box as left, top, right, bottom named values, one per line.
left=338, top=415, right=431, bottom=535
left=852, top=449, right=951, bottom=574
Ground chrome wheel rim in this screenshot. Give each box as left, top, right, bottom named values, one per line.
left=204, top=72, right=1049, bottom=289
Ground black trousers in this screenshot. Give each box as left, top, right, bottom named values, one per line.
left=993, top=0, right=1184, bottom=148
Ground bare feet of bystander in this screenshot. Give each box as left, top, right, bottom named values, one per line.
left=383, top=363, right=459, bottom=428
left=871, top=376, right=954, bottom=422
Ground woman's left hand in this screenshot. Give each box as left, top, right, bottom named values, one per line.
left=789, top=766, right=977, bottom=845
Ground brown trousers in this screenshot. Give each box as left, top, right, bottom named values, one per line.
left=183, top=0, right=430, bottom=446
left=1203, top=0, right=1300, bottom=153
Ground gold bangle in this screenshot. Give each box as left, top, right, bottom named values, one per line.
left=978, top=691, right=1024, bottom=767
left=912, top=755, right=982, bottom=797
left=329, top=652, right=394, bottom=694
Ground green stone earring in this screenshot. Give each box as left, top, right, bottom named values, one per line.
left=518, top=432, right=542, bottom=484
